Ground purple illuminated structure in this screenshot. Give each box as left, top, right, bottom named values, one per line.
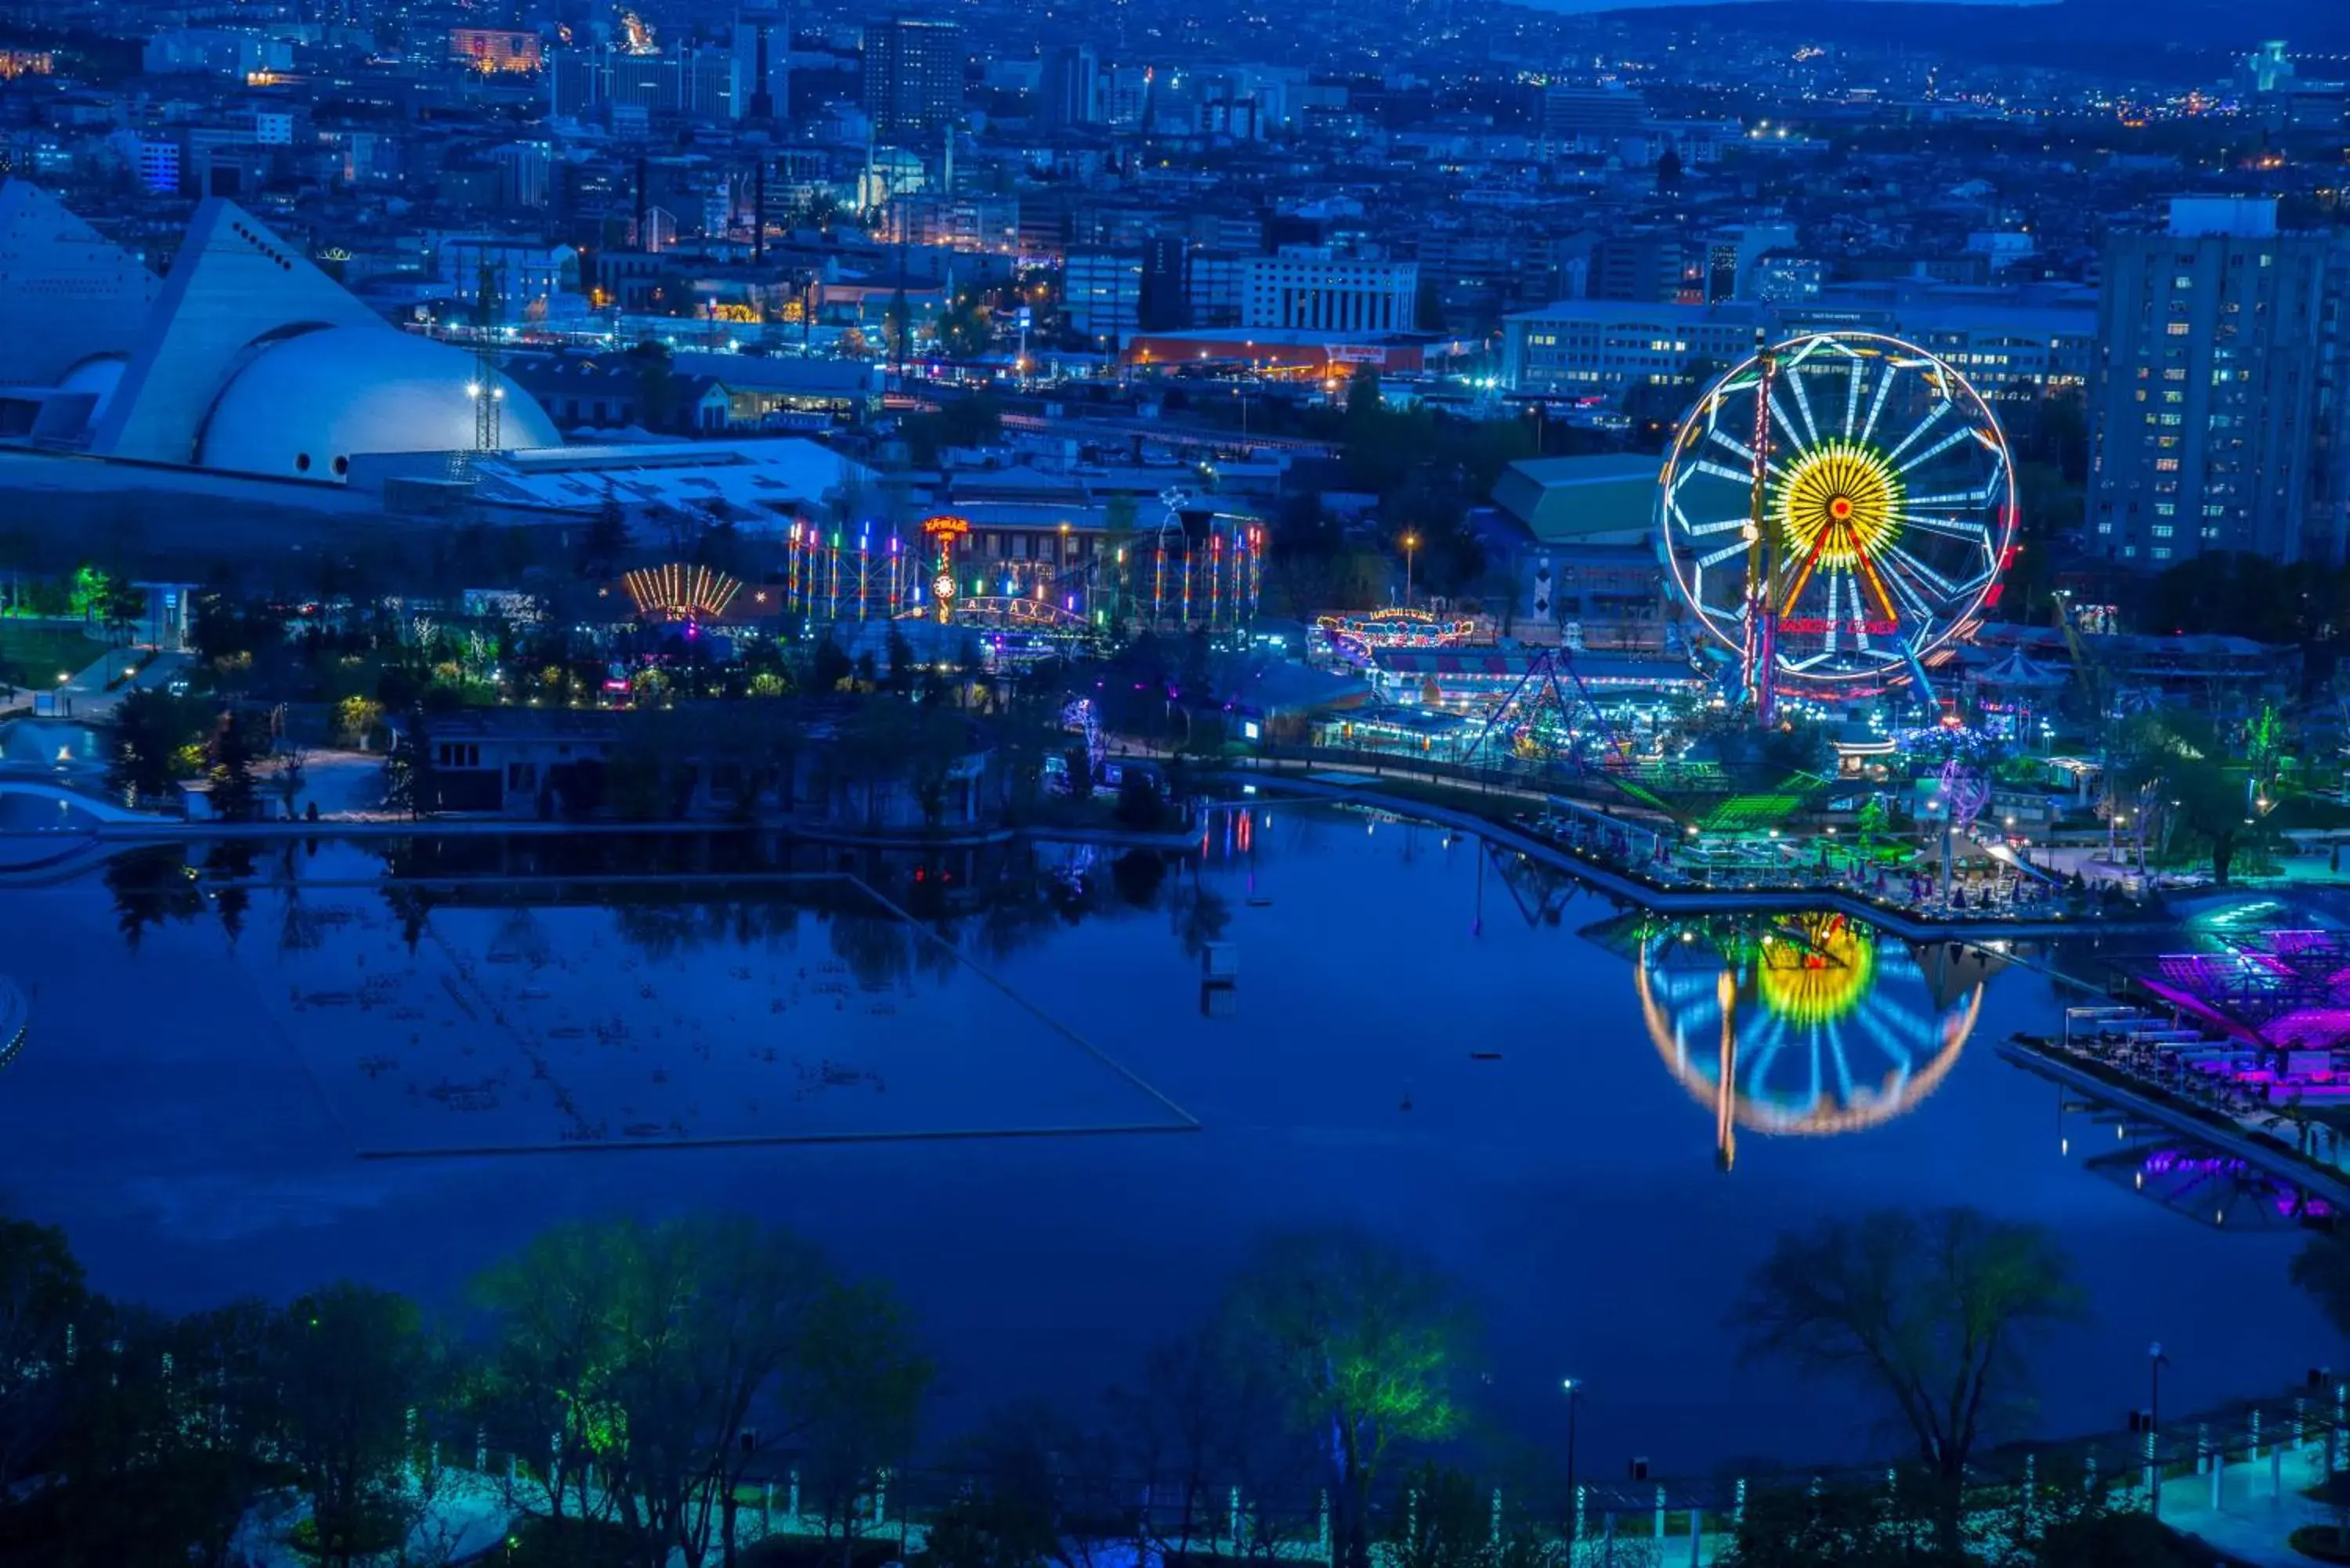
left=2121, top=929, right=2350, bottom=1100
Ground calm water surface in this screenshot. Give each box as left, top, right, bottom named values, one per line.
left=0, top=804, right=2330, bottom=1476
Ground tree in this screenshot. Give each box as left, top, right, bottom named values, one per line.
left=1712, top=1476, right=1947, bottom=1568
left=105, top=688, right=211, bottom=804
left=1730, top=1209, right=2084, bottom=1544
left=472, top=1217, right=833, bottom=1568
left=922, top=1404, right=1115, bottom=1568
left=583, top=484, right=633, bottom=577
left=471, top=1221, right=636, bottom=1549
left=2111, top=710, right=2254, bottom=883
left=269, top=1282, right=439, bottom=1568
left=1105, top=1324, right=1311, bottom=1567
left=38, top=1296, right=284, bottom=1568
left=629, top=341, right=682, bottom=431
left=335, top=695, right=385, bottom=750
left=936, top=292, right=993, bottom=360
left=1114, top=769, right=1162, bottom=831
left=794, top=1279, right=933, bottom=1568
left=812, top=633, right=855, bottom=694
left=885, top=623, right=917, bottom=694
left=0, top=1215, right=87, bottom=1501
left=387, top=710, right=437, bottom=818
left=1221, top=1230, right=1472, bottom=1568
left=2293, top=1227, right=2350, bottom=1341
left=209, top=710, right=263, bottom=822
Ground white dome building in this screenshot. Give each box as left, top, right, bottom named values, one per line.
left=196, top=327, right=559, bottom=481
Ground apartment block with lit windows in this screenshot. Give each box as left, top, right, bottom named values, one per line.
left=2088, top=197, right=2350, bottom=567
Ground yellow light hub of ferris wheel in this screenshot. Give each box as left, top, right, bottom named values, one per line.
left=1775, top=439, right=1902, bottom=570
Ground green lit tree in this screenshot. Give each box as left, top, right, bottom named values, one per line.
left=1222, top=1230, right=1473, bottom=1568
left=473, top=1216, right=834, bottom=1568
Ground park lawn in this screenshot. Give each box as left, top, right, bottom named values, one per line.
left=0, top=620, right=101, bottom=692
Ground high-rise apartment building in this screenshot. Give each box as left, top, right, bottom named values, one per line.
left=861, top=18, right=962, bottom=139
left=2088, top=197, right=2350, bottom=566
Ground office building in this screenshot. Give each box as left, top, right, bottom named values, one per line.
left=550, top=46, right=741, bottom=122
left=1540, top=85, right=1648, bottom=146
left=450, top=28, right=541, bottom=74
left=1064, top=249, right=1141, bottom=345
left=861, top=18, right=963, bottom=139
left=1587, top=233, right=1691, bottom=305
left=1705, top=223, right=1796, bottom=303
left=1241, top=250, right=1416, bottom=333
left=732, top=4, right=789, bottom=123
left=1500, top=299, right=1766, bottom=401
left=1185, top=249, right=1246, bottom=328
left=1139, top=235, right=1187, bottom=331
left=435, top=237, right=580, bottom=322
left=1039, top=44, right=1099, bottom=129
left=2088, top=197, right=2350, bottom=565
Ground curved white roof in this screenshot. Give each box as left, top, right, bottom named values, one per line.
left=197, top=326, right=559, bottom=482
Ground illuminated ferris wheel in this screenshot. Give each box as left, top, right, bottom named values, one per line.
left=1656, top=331, right=2017, bottom=706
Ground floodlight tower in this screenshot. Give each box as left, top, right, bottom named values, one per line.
left=469, top=262, right=505, bottom=452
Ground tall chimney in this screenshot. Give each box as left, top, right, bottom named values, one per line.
left=753, top=157, right=766, bottom=264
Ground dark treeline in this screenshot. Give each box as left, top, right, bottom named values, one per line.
left=0, top=1205, right=2242, bottom=1568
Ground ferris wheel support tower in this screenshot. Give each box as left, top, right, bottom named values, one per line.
left=1741, top=331, right=1778, bottom=726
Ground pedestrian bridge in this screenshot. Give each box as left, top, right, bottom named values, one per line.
left=0, top=777, right=145, bottom=824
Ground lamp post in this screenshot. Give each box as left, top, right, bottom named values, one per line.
left=1560, top=1376, right=1582, bottom=1530
left=2149, top=1342, right=2171, bottom=1512
left=1402, top=532, right=1419, bottom=607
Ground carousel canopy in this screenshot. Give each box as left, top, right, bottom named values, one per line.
left=1971, top=645, right=2067, bottom=689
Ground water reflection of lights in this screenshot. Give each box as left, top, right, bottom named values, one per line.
left=1622, top=913, right=1987, bottom=1169
left=0, top=975, right=26, bottom=1071
left=2091, top=1140, right=2329, bottom=1231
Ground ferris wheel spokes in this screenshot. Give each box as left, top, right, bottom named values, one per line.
left=1655, top=330, right=2016, bottom=702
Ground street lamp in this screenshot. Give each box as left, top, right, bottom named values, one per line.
left=1402, top=532, right=1419, bottom=606
left=2149, top=1342, right=2171, bottom=1510
left=1560, top=1378, right=1582, bottom=1536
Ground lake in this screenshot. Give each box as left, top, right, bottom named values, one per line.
left=0, top=803, right=2332, bottom=1483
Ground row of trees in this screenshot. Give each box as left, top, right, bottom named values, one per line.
left=0, top=1212, right=934, bottom=1568
left=107, top=688, right=281, bottom=818
left=0, top=1202, right=2222, bottom=1568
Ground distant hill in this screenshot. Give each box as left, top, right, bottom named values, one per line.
left=1595, top=0, right=2350, bottom=79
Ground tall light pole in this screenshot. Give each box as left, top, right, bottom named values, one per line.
left=1402, top=532, right=1419, bottom=607
left=2149, top=1342, right=2171, bottom=1512
left=1560, top=1377, right=1582, bottom=1537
